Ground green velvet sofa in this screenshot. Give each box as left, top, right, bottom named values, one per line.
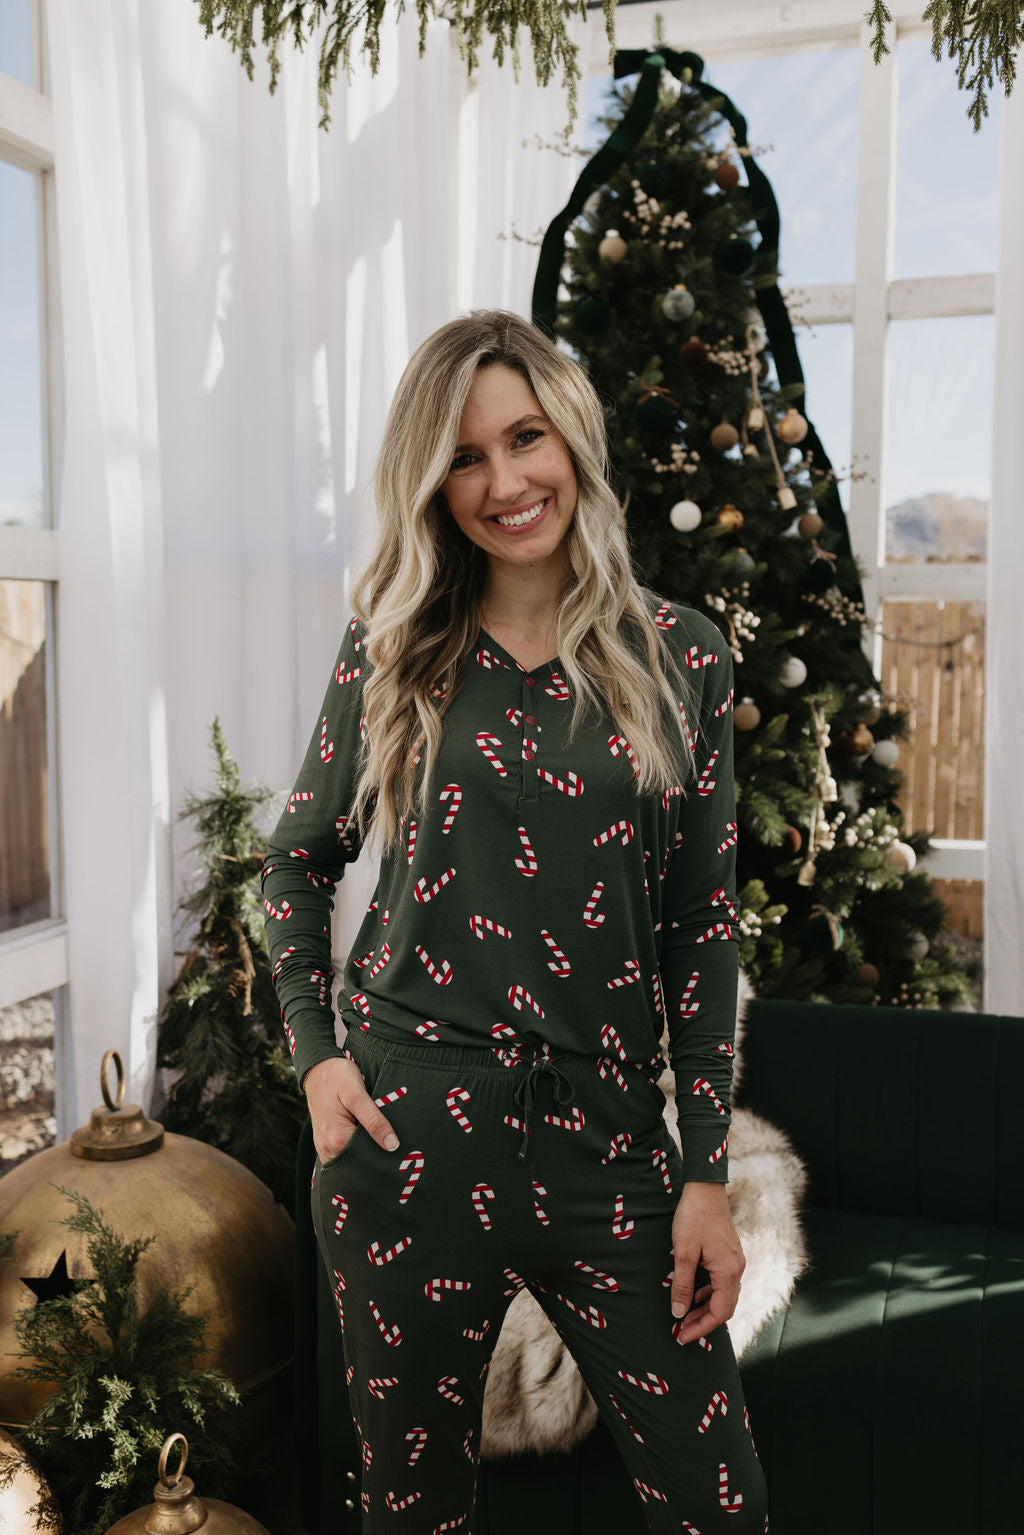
left=294, top=997, right=1024, bottom=1533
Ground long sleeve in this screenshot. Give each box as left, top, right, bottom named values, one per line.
left=658, top=612, right=739, bottom=1183
left=260, top=616, right=367, bottom=1089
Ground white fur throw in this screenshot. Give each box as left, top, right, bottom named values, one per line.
left=480, top=981, right=809, bottom=1459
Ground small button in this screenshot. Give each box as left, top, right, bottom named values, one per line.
left=523, top=749, right=536, bottom=761
left=524, top=713, right=535, bottom=724
left=346, top=1471, right=357, bottom=1484
left=344, top=1498, right=355, bottom=1510
left=524, top=675, right=535, bottom=686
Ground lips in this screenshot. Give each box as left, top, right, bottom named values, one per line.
left=488, top=496, right=550, bottom=531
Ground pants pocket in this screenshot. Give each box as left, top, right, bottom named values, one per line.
left=315, top=1039, right=393, bottom=1171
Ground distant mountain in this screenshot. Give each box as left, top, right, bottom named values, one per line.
left=886, top=492, right=987, bottom=562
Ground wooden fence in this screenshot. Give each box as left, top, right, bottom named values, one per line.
left=0, top=581, right=49, bottom=931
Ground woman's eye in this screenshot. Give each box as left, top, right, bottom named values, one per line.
left=516, top=429, right=544, bottom=447
left=449, top=430, right=544, bottom=473
left=450, top=453, right=474, bottom=471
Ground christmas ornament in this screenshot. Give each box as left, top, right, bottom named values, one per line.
left=858, top=693, right=882, bottom=726
left=746, top=404, right=765, bottom=432
left=710, top=421, right=740, bottom=452
left=797, top=702, right=839, bottom=886
left=575, top=296, right=611, bottom=334
left=776, top=485, right=798, bottom=511
left=801, top=906, right=844, bottom=954
left=906, top=931, right=930, bottom=960
left=798, top=511, right=823, bottom=537
left=851, top=722, right=875, bottom=754
left=661, top=284, right=695, bottom=322
left=105, top=1433, right=269, bottom=1534
left=872, top=739, right=900, bottom=768
left=0, top=1428, right=60, bottom=1531
left=887, top=840, right=917, bottom=874
left=598, top=229, right=627, bottom=263
left=669, top=499, right=702, bottom=532
left=779, top=654, right=806, bottom=688
left=716, top=236, right=756, bottom=274
left=733, top=697, right=760, bottom=731
left=635, top=380, right=679, bottom=432
left=715, top=157, right=741, bottom=190
left=715, top=504, right=744, bottom=532
left=783, top=826, right=803, bottom=854
left=0, top=1052, right=293, bottom=1439
left=745, top=312, right=767, bottom=352
left=726, top=546, right=756, bottom=574
left=852, top=961, right=880, bottom=989
left=776, top=407, right=809, bottom=444
left=679, top=338, right=709, bottom=368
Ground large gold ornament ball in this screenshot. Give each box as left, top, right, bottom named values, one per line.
left=598, top=229, right=627, bottom=264
left=733, top=697, right=761, bottom=731
left=776, top=408, right=809, bottom=444
left=0, top=1427, right=60, bottom=1531
left=715, top=503, right=744, bottom=532
left=851, top=721, right=875, bottom=754
left=798, top=511, right=823, bottom=537
left=105, top=1433, right=269, bottom=1535
left=710, top=421, right=740, bottom=453
left=853, top=962, right=880, bottom=989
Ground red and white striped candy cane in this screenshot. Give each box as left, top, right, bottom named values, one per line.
left=718, top=1463, right=743, bottom=1512
left=718, top=821, right=739, bottom=854
left=575, top=1261, right=619, bottom=1291
left=370, top=1300, right=402, bottom=1347
left=716, top=686, right=734, bottom=717
left=359, top=715, right=367, bottom=740
left=557, top=1293, right=607, bottom=1329
left=505, top=707, right=523, bottom=727
left=474, top=732, right=507, bottom=776
left=532, top=1181, right=550, bottom=1225
left=698, top=1391, right=729, bottom=1434
left=684, top=643, right=717, bottom=669
left=439, top=783, right=463, bottom=834
left=368, top=943, right=391, bottom=979
left=652, top=1148, right=673, bottom=1194
left=320, top=716, right=334, bottom=763
left=283, top=1022, right=296, bottom=1056
left=652, top=974, right=664, bottom=1016
left=463, top=1320, right=491, bottom=1341
left=679, top=702, right=697, bottom=752
left=289, top=847, right=310, bottom=859
left=469, top=914, right=512, bottom=941
left=717, top=1041, right=735, bottom=1058
left=381, top=907, right=390, bottom=925
left=607, top=960, right=641, bottom=989
left=335, top=815, right=356, bottom=852
left=406, top=820, right=417, bottom=865
left=697, top=750, right=719, bottom=796
left=436, top=1376, right=464, bottom=1405
left=399, top=1152, right=425, bottom=1204
left=660, top=845, right=671, bottom=883
left=446, top=1087, right=473, bottom=1132
left=413, top=1020, right=442, bottom=1041
left=583, top=881, right=606, bottom=928
left=349, top=615, right=361, bottom=650
left=367, top=1236, right=414, bottom=1265
left=743, top=1405, right=758, bottom=1448
left=541, top=929, right=570, bottom=977
left=476, top=647, right=509, bottom=670
left=367, top=1377, right=398, bottom=1400
left=490, top=1022, right=518, bottom=1042
left=416, top=945, right=453, bottom=985
left=385, top=1490, right=422, bottom=1512
left=698, top=1335, right=713, bottom=1353
left=594, top=820, right=633, bottom=848
left=608, top=1392, right=645, bottom=1444
left=697, top=920, right=734, bottom=943
left=538, top=767, right=583, bottom=796
left=336, top=663, right=362, bottom=685
left=426, top=1277, right=473, bottom=1303
left=618, top=1368, right=669, bottom=1396
left=545, top=671, right=570, bottom=700
left=679, top=972, right=701, bottom=1018
left=435, top=1516, right=469, bottom=1533
left=612, top=1193, right=634, bottom=1240
left=601, top=1131, right=631, bottom=1164
left=608, top=734, right=639, bottom=775
left=287, top=790, right=313, bottom=814
left=597, top=1057, right=627, bottom=1091
left=709, top=1134, right=729, bottom=1166
left=471, top=1183, right=495, bottom=1229
left=310, top=970, right=329, bottom=1005
left=414, top=867, right=456, bottom=903
left=331, top=1194, right=349, bottom=1233
left=352, top=947, right=374, bottom=970
left=502, top=1269, right=526, bottom=1296
left=692, top=1078, right=726, bottom=1115
left=514, top=825, right=537, bottom=877
left=508, top=984, right=545, bottom=1019
left=463, top=1426, right=475, bottom=1464
left=405, top=1427, right=428, bottom=1467
left=264, top=897, right=292, bottom=921
left=375, top=1086, right=408, bottom=1110
left=349, top=992, right=371, bottom=1017
left=522, top=736, right=538, bottom=759
left=662, top=784, right=684, bottom=811
left=654, top=603, right=677, bottom=629
left=502, top=1113, right=527, bottom=1135
left=271, top=946, right=296, bottom=978
left=305, top=869, right=333, bottom=892
left=600, top=1022, right=628, bottom=1061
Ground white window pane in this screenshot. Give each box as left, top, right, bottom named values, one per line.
left=0, top=1, right=35, bottom=89
left=793, top=321, right=854, bottom=516
left=0, top=579, right=51, bottom=931
left=0, top=987, right=57, bottom=1173
left=0, top=160, right=45, bottom=530
left=894, top=34, right=1001, bottom=279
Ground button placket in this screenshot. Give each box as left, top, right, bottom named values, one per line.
left=519, top=674, right=539, bottom=803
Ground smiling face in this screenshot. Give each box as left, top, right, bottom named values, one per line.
left=439, top=363, right=578, bottom=585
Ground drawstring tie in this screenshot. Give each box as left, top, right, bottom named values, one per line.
left=512, top=1052, right=576, bottom=1161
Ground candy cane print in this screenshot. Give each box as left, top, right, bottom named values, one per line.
left=446, top=1088, right=473, bottom=1132
left=652, top=1148, right=673, bottom=1194
left=271, top=946, right=296, bottom=979
left=654, top=602, right=677, bottom=629
left=557, top=1293, right=607, bottom=1329
left=711, top=886, right=738, bottom=921
left=381, top=907, right=390, bottom=926
left=601, top=1131, right=631, bottom=1164
left=594, top=820, right=633, bottom=848
left=541, top=929, right=571, bottom=977
left=425, top=1277, right=473, bottom=1302
left=709, top=1134, right=729, bottom=1166
left=352, top=947, right=375, bottom=970
left=617, top=1368, right=669, bottom=1396
left=612, top=1193, right=634, bottom=1240
left=435, top=1517, right=469, bottom=1534
left=662, top=784, right=684, bottom=811
left=684, top=642, right=717, bottom=669
left=289, top=847, right=310, bottom=860
left=335, top=815, right=356, bottom=852
left=508, top=983, right=545, bottom=1019
left=503, top=1269, right=527, bottom=1297
left=490, top=1022, right=518, bottom=1043
left=462, top=1320, right=491, bottom=1341
left=583, top=881, right=606, bottom=928
left=405, top=1428, right=428, bottom=1467
left=416, top=945, right=453, bottom=985
left=471, top=1183, right=495, bottom=1230
left=718, top=1463, right=743, bottom=1513
left=608, top=733, right=639, bottom=776
left=716, top=686, right=735, bottom=717
left=743, top=1405, right=758, bottom=1452
left=679, top=972, right=701, bottom=1019
left=476, top=646, right=509, bottom=670
left=469, top=914, right=512, bottom=941
left=370, top=1300, right=402, bottom=1347
left=600, top=1022, right=628, bottom=1061
left=264, top=897, right=292, bottom=921
left=717, top=1041, right=735, bottom=1058
left=698, top=1391, right=729, bottom=1434
left=439, top=783, right=463, bottom=834
left=368, top=943, right=391, bottom=979
left=336, top=663, right=362, bottom=685
left=679, top=702, right=697, bottom=753
left=692, top=1078, right=726, bottom=1116
left=697, top=1335, right=713, bottom=1353
left=633, top=1478, right=669, bottom=1509
left=436, top=1376, right=465, bottom=1405
left=331, top=1194, right=349, bottom=1233
left=398, top=1152, right=425, bottom=1204
left=608, top=1392, right=645, bottom=1444
left=374, top=1087, right=408, bottom=1112
left=310, top=970, right=329, bottom=1005
left=503, top=1112, right=527, bottom=1135
left=545, top=670, right=570, bottom=700
left=574, top=1261, right=619, bottom=1291
left=283, top=1022, right=296, bottom=1056
left=367, top=1236, right=414, bottom=1265
left=367, top=1377, right=399, bottom=1400
left=652, top=973, right=664, bottom=1016
left=532, top=1181, right=550, bottom=1225
left=607, top=960, right=641, bottom=990
left=406, top=820, right=417, bottom=865
left=287, top=790, right=313, bottom=814
left=306, top=868, right=333, bottom=892
left=475, top=732, right=507, bottom=776
left=349, top=992, right=371, bottom=1017
left=414, top=867, right=456, bottom=903
left=463, top=1426, right=475, bottom=1464
left=660, top=845, right=671, bottom=883
left=319, top=716, right=334, bottom=763
left=718, top=821, right=739, bottom=854
left=514, top=825, right=537, bottom=877
left=597, top=1057, right=627, bottom=1091
left=348, top=615, right=361, bottom=651
left=697, top=920, right=734, bottom=943
left=697, top=750, right=720, bottom=797
left=521, top=736, right=539, bottom=760
left=538, top=767, right=584, bottom=796
left=385, top=1490, right=422, bottom=1513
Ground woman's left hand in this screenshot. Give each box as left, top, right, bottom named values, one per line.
left=670, top=1181, right=745, bottom=1345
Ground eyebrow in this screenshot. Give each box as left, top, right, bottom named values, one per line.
left=454, top=414, right=548, bottom=453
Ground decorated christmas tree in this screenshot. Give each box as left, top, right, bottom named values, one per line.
left=537, top=47, right=976, bottom=1010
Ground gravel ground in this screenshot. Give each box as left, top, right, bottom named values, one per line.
left=0, top=993, right=56, bottom=1173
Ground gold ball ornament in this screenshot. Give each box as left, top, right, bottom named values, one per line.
left=710, top=421, right=740, bottom=452
left=851, top=721, right=875, bottom=754
left=776, top=408, right=809, bottom=444
left=733, top=697, right=761, bottom=731
left=0, top=1427, right=60, bottom=1532
left=746, top=404, right=765, bottom=432
left=798, top=511, right=823, bottom=537
left=598, top=229, right=627, bottom=264
left=853, top=961, right=880, bottom=989
left=104, top=1433, right=270, bottom=1535
left=715, top=503, right=744, bottom=532
left=887, top=840, right=917, bottom=875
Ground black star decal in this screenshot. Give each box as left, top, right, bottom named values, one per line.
left=20, top=1250, right=82, bottom=1304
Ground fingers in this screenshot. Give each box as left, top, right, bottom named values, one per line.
left=675, top=1280, right=741, bottom=1346
left=306, top=1058, right=400, bottom=1161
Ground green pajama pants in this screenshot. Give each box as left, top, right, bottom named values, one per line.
left=311, top=1029, right=770, bottom=1535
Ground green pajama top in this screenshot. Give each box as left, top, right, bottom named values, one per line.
left=261, top=598, right=740, bottom=1183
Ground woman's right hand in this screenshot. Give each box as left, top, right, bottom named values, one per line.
left=304, top=1057, right=400, bottom=1163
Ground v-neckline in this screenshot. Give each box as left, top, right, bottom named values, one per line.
left=477, top=626, right=560, bottom=674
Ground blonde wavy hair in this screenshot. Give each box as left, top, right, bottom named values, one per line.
left=349, top=309, right=701, bottom=851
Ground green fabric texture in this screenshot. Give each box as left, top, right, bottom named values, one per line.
left=262, top=599, right=740, bottom=1183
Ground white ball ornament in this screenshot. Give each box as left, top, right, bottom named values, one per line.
left=907, top=930, right=930, bottom=960
left=662, top=284, right=696, bottom=322
left=872, top=739, right=900, bottom=768
left=779, top=654, right=807, bottom=688
left=887, top=840, right=917, bottom=874
left=669, top=499, right=702, bottom=532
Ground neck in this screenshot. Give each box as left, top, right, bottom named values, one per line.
left=480, top=558, right=569, bottom=633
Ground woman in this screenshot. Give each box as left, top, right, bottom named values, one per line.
left=262, top=309, right=769, bottom=1534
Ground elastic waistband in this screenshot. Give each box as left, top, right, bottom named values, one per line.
left=343, top=1024, right=665, bottom=1084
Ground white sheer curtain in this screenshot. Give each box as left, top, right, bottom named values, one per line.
left=46, top=0, right=587, bottom=1125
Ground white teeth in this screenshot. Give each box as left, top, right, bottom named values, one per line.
left=494, top=499, right=546, bottom=528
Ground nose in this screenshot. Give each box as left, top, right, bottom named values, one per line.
left=486, top=454, right=532, bottom=506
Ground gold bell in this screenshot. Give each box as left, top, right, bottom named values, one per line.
left=104, top=1433, right=270, bottom=1534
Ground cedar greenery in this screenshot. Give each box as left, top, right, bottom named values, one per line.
left=157, top=718, right=305, bottom=1215
left=866, top=1, right=1022, bottom=129
left=9, top=1188, right=241, bottom=1535
left=194, top=0, right=616, bottom=132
